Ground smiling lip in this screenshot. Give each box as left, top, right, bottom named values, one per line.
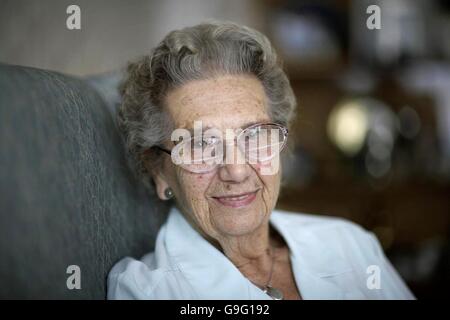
left=213, top=190, right=259, bottom=208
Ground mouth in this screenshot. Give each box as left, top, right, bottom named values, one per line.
left=212, top=189, right=259, bottom=208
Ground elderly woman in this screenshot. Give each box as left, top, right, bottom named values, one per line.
left=107, top=21, right=414, bottom=300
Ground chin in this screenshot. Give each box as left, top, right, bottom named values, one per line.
left=210, top=205, right=268, bottom=237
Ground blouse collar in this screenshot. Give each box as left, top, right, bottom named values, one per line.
left=162, top=206, right=353, bottom=299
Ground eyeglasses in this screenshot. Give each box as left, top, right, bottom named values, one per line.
left=153, top=122, right=288, bottom=174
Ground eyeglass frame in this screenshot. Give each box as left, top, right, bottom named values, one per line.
left=151, top=122, right=289, bottom=173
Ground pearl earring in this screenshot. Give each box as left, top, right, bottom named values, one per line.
left=164, top=188, right=174, bottom=200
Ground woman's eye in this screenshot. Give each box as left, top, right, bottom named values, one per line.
left=246, top=127, right=260, bottom=138
left=193, top=137, right=218, bottom=149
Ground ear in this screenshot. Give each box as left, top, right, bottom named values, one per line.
left=151, top=170, right=171, bottom=201
left=142, top=150, right=172, bottom=201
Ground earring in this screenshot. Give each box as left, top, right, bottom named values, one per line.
left=164, top=188, right=174, bottom=200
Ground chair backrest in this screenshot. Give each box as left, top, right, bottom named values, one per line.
left=0, top=64, right=168, bottom=299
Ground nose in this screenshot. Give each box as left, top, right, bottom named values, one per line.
left=217, top=141, right=251, bottom=183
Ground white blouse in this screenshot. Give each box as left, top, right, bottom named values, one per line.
left=107, top=206, right=415, bottom=300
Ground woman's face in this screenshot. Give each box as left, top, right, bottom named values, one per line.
left=153, top=74, right=282, bottom=241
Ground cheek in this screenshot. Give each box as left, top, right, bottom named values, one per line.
left=177, top=172, right=213, bottom=204
left=262, top=175, right=280, bottom=194
left=192, top=172, right=213, bottom=186
left=253, top=159, right=281, bottom=178
left=255, top=166, right=281, bottom=202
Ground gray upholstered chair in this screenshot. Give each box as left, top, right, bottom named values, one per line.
left=0, top=63, right=168, bottom=299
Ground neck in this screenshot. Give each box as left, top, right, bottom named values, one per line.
left=216, top=222, right=279, bottom=286
left=178, top=205, right=283, bottom=285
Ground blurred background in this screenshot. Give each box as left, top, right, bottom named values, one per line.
left=1, top=0, right=449, bottom=299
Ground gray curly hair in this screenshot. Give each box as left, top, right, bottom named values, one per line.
left=117, top=20, right=297, bottom=194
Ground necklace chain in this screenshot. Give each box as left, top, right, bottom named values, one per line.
left=265, top=246, right=275, bottom=287
left=249, top=246, right=283, bottom=300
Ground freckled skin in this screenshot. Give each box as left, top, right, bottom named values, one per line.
left=155, top=75, right=281, bottom=240
left=150, top=74, right=301, bottom=299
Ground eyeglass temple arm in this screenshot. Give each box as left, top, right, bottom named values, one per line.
left=153, top=145, right=172, bottom=155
